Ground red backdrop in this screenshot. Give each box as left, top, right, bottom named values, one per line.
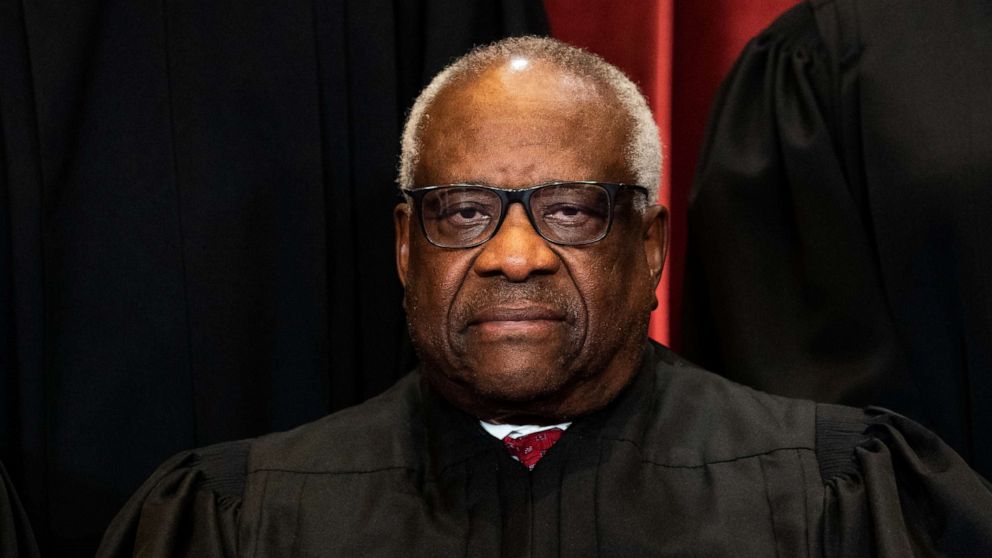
left=544, top=0, right=798, bottom=348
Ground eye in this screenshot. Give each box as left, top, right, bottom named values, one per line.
left=455, top=207, right=481, bottom=220
left=439, top=203, right=493, bottom=226
left=554, top=206, right=581, bottom=217
left=542, top=203, right=599, bottom=225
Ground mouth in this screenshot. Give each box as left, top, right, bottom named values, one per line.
left=468, top=305, right=566, bottom=324
left=466, top=305, right=567, bottom=338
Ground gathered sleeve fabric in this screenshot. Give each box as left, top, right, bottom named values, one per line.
left=685, top=0, right=992, bottom=480
left=816, top=405, right=992, bottom=557
left=682, top=2, right=911, bottom=409
left=95, top=440, right=249, bottom=558
left=1, top=460, right=40, bottom=558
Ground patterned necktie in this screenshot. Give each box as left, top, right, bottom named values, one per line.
left=502, top=428, right=564, bottom=470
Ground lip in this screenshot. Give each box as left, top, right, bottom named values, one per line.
left=464, top=305, right=567, bottom=340
left=467, top=305, right=566, bottom=325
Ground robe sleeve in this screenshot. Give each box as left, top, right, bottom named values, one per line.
left=95, top=440, right=250, bottom=558
left=1, top=460, right=40, bottom=558
left=817, top=405, right=992, bottom=557
left=682, top=1, right=910, bottom=409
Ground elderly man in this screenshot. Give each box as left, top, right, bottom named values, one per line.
left=98, top=37, right=992, bottom=557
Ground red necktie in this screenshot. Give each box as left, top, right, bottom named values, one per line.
left=502, top=428, right=564, bottom=470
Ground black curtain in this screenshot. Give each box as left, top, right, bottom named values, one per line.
left=0, top=0, right=548, bottom=554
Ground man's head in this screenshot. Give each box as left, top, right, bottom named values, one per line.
left=394, top=37, right=668, bottom=424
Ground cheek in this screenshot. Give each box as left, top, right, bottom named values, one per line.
left=405, top=248, right=475, bottom=330
left=570, top=246, right=653, bottom=323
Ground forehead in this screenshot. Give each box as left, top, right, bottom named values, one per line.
left=414, top=61, right=634, bottom=187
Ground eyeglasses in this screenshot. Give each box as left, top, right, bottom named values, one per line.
left=401, top=181, right=649, bottom=248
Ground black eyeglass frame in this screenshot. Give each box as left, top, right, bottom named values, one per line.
left=401, top=181, right=650, bottom=249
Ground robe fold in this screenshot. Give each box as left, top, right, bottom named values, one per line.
left=97, top=342, right=992, bottom=557
left=683, top=0, right=992, bottom=480
left=0, top=461, right=39, bottom=558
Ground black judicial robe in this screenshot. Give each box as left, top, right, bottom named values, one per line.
left=97, top=343, right=992, bottom=557
left=682, top=0, right=992, bottom=480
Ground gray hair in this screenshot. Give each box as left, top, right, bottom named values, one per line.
left=398, top=36, right=662, bottom=205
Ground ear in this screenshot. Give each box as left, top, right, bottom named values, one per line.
left=394, top=202, right=412, bottom=288
left=642, top=204, right=668, bottom=289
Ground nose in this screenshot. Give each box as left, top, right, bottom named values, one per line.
left=473, top=204, right=561, bottom=281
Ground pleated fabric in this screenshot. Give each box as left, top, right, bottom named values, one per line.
left=0, top=460, right=39, bottom=558
left=684, top=0, right=992, bottom=479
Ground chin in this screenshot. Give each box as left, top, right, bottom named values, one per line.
left=458, top=343, right=576, bottom=398
left=420, top=357, right=578, bottom=419
left=469, top=364, right=573, bottom=403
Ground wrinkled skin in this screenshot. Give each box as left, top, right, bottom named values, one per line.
left=395, top=59, right=668, bottom=424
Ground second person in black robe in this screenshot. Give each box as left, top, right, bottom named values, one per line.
left=683, top=0, right=992, bottom=479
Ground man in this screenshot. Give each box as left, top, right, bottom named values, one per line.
left=98, top=37, right=992, bottom=557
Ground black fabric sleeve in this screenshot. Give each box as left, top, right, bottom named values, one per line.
left=682, top=2, right=907, bottom=408
left=0, top=460, right=40, bottom=558
left=95, top=440, right=250, bottom=558
left=816, top=404, right=992, bottom=557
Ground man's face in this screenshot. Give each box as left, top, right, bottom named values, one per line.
left=395, top=60, right=667, bottom=421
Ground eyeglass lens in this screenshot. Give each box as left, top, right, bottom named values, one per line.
left=420, top=183, right=611, bottom=247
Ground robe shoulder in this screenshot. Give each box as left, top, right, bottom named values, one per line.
left=95, top=438, right=248, bottom=557
left=248, top=372, right=424, bottom=474
left=649, top=344, right=992, bottom=555
left=815, top=403, right=992, bottom=555
left=95, top=374, right=424, bottom=557
left=651, top=343, right=982, bottom=483
left=636, top=344, right=819, bottom=466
